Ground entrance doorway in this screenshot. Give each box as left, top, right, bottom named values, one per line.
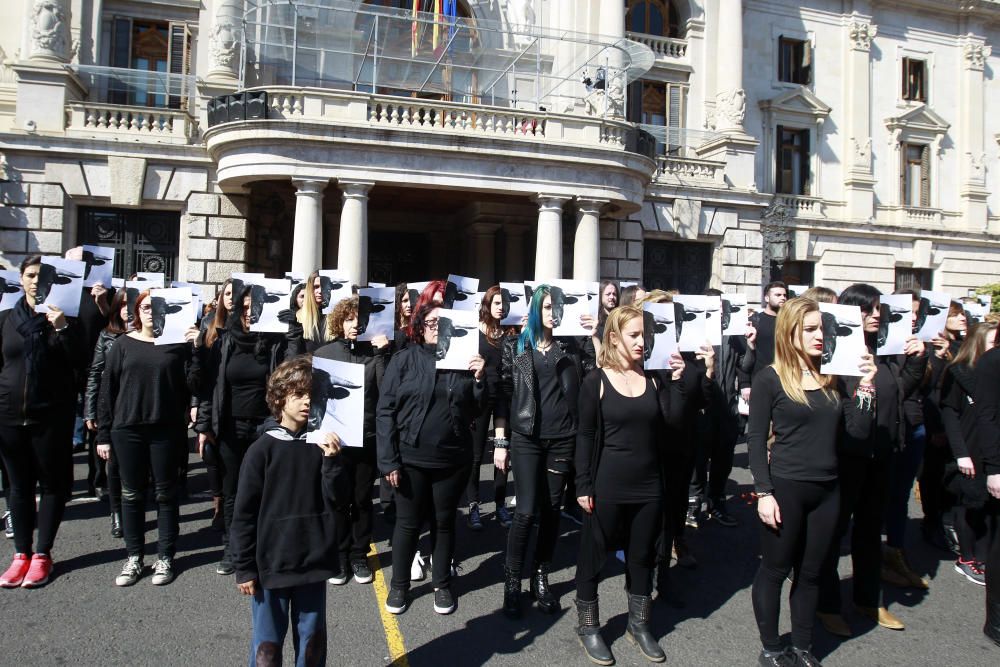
left=643, top=239, right=712, bottom=293
left=78, top=207, right=180, bottom=280
left=369, top=231, right=431, bottom=285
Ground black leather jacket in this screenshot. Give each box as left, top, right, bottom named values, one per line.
left=500, top=334, right=585, bottom=437
left=84, top=329, right=123, bottom=421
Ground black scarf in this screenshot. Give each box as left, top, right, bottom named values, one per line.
left=225, top=309, right=269, bottom=362
left=12, top=297, right=55, bottom=412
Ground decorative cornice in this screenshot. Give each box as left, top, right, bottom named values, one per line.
left=847, top=15, right=877, bottom=52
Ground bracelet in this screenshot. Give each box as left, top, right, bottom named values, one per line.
left=493, top=437, right=510, bottom=449
left=855, top=382, right=876, bottom=412
left=756, top=491, right=773, bottom=498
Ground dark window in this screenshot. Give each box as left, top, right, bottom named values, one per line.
left=895, top=267, right=932, bottom=292
left=770, top=260, right=815, bottom=285
left=776, top=126, right=811, bottom=195
left=78, top=208, right=180, bottom=280
left=368, top=231, right=431, bottom=286
left=643, top=240, right=712, bottom=293
left=627, top=1, right=682, bottom=38
left=901, top=142, right=930, bottom=207
left=778, top=37, right=812, bottom=85
left=108, top=17, right=190, bottom=108
left=902, top=57, right=927, bottom=102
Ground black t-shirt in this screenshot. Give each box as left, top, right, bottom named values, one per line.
left=533, top=347, right=574, bottom=438
left=594, top=373, right=662, bottom=503
left=751, top=312, right=777, bottom=377
left=410, top=346, right=467, bottom=467
left=226, top=346, right=269, bottom=418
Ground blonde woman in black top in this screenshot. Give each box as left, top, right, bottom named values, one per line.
left=748, top=297, right=876, bottom=667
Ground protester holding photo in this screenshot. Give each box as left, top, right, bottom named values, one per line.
left=196, top=286, right=289, bottom=577
left=314, top=296, right=389, bottom=586
left=0, top=256, right=83, bottom=589
left=294, top=270, right=333, bottom=354
left=572, top=305, right=686, bottom=665
left=748, top=297, right=877, bottom=667
left=498, top=285, right=587, bottom=619
left=97, top=290, right=201, bottom=588
left=230, top=356, right=348, bottom=667
left=377, top=302, right=486, bottom=615
left=817, top=284, right=927, bottom=635
left=84, top=289, right=129, bottom=539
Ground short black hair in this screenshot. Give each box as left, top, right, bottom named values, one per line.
left=20, top=255, right=41, bottom=274
left=763, top=281, right=787, bottom=296
left=705, top=287, right=723, bottom=297
left=839, top=283, right=882, bottom=315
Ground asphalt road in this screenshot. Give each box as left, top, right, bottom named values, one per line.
left=1, top=442, right=998, bottom=667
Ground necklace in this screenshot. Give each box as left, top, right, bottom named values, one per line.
left=801, top=368, right=813, bottom=377
left=537, top=341, right=552, bottom=353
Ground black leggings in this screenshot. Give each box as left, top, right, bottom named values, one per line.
left=575, top=499, right=662, bottom=601
left=113, top=424, right=184, bottom=559
left=336, top=445, right=378, bottom=563
left=465, top=408, right=509, bottom=507
left=505, top=434, right=572, bottom=574
left=752, top=477, right=840, bottom=652
left=219, top=416, right=266, bottom=555
left=390, top=462, right=470, bottom=590
left=955, top=506, right=994, bottom=563
left=0, top=417, right=74, bottom=555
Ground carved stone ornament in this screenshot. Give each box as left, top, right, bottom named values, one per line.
left=963, top=40, right=990, bottom=70
left=30, top=0, right=70, bottom=61
left=584, top=80, right=625, bottom=119
left=848, top=18, right=876, bottom=51
left=209, top=20, right=239, bottom=69
left=968, top=151, right=987, bottom=179
left=852, top=136, right=872, bottom=170
left=715, top=88, right=746, bottom=128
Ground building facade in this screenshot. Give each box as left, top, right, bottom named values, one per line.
left=1, top=0, right=998, bottom=301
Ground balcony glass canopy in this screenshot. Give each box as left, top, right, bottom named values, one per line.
left=242, top=0, right=654, bottom=113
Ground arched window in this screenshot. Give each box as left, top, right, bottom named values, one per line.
left=626, top=1, right=682, bottom=38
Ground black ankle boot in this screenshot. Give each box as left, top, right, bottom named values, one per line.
left=110, top=512, right=123, bottom=538
left=503, top=566, right=522, bottom=619
left=575, top=597, right=613, bottom=665
left=530, top=562, right=559, bottom=614
left=791, top=647, right=823, bottom=667
left=626, top=593, right=664, bottom=662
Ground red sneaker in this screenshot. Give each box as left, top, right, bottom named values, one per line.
left=0, top=553, right=31, bottom=588
left=20, top=553, right=52, bottom=588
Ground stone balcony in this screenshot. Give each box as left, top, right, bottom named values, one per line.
left=65, top=102, right=198, bottom=145
left=653, top=154, right=726, bottom=186
left=203, top=87, right=656, bottom=213
left=625, top=32, right=689, bottom=68
left=775, top=194, right=826, bottom=219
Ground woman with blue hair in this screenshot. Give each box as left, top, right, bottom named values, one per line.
left=496, top=284, right=589, bottom=619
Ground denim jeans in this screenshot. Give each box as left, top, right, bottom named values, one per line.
left=249, top=581, right=327, bottom=667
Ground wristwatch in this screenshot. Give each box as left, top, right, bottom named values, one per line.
left=493, top=437, right=510, bottom=450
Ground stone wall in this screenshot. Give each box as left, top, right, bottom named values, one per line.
left=599, top=218, right=643, bottom=282
left=0, top=181, right=67, bottom=269
left=182, top=191, right=250, bottom=296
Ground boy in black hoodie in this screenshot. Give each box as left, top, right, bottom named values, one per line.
left=230, top=356, right=347, bottom=667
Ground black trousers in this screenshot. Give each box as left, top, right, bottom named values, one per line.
left=0, top=416, right=74, bottom=555
left=505, top=434, right=572, bottom=574
left=752, top=477, right=840, bottom=652
left=575, top=498, right=662, bottom=601
left=659, top=448, right=696, bottom=563
left=390, top=462, right=471, bottom=590
left=690, top=409, right=740, bottom=504
left=112, top=424, right=184, bottom=559
left=335, top=444, right=378, bottom=564
left=86, top=426, right=108, bottom=492
left=818, top=455, right=889, bottom=612
left=465, top=407, right=509, bottom=507
left=918, top=439, right=954, bottom=529
left=219, top=416, right=266, bottom=556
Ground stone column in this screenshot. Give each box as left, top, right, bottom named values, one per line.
left=714, top=0, right=746, bottom=134
left=467, top=222, right=500, bottom=286
left=337, top=181, right=374, bottom=286
left=291, top=180, right=326, bottom=276
left=843, top=12, right=877, bottom=222
left=959, top=34, right=990, bottom=228
left=205, top=0, right=242, bottom=83
left=27, top=0, right=72, bottom=62
left=533, top=195, right=569, bottom=281
left=573, top=198, right=606, bottom=282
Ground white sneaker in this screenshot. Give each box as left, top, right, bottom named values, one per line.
left=150, top=557, right=174, bottom=585
left=410, top=551, right=425, bottom=581
left=115, top=555, right=143, bottom=587
left=428, top=556, right=460, bottom=578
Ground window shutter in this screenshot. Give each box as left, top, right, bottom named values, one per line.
left=168, top=22, right=191, bottom=109
left=109, top=18, right=132, bottom=104
left=901, top=57, right=910, bottom=100
left=802, top=42, right=812, bottom=85
left=900, top=142, right=908, bottom=204
left=801, top=130, right=811, bottom=195
left=667, top=84, right=683, bottom=155
left=776, top=125, right=785, bottom=193
left=920, top=144, right=931, bottom=207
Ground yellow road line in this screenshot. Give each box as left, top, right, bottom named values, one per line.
left=369, top=543, right=409, bottom=667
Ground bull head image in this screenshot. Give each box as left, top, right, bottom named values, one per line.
left=308, top=368, right=363, bottom=431
left=673, top=302, right=698, bottom=341
left=877, top=303, right=906, bottom=350
left=642, top=310, right=673, bottom=362
left=81, top=249, right=111, bottom=282
left=435, top=315, right=473, bottom=361
left=914, top=297, right=941, bottom=335
left=821, top=311, right=859, bottom=366
left=357, top=295, right=392, bottom=336
left=150, top=295, right=189, bottom=338
left=0, top=277, right=21, bottom=297
left=443, top=281, right=474, bottom=309
left=36, top=263, right=82, bottom=304
left=318, top=276, right=349, bottom=310
left=248, top=284, right=283, bottom=325
left=499, top=287, right=521, bottom=320
left=548, top=286, right=588, bottom=328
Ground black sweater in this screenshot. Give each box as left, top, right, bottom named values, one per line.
left=748, top=367, right=874, bottom=493
left=314, top=338, right=388, bottom=443
left=229, top=425, right=348, bottom=588
left=973, top=348, right=1000, bottom=475
left=97, top=334, right=198, bottom=443
left=940, top=364, right=977, bottom=460
left=750, top=312, right=777, bottom=377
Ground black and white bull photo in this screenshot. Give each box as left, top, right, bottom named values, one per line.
left=672, top=295, right=722, bottom=351
left=876, top=294, right=912, bottom=355
left=307, top=357, right=366, bottom=447
left=150, top=295, right=189, bottom=338
left=547, top=281, right=598, bottom=336
left=149, top=287, right=195, bottom=345
left=35, top=258, right=86, bottom=318
left=318, top=272, right=351, bottom=313
left=356, top=288, right=395, bottom=340
left=818, top=303, right=866, bottom=376
left=81, top=245, right=115, bottom=288
left=0, top=271, right=24, bottom=312
left=915, top=290, right=950, bottom=342
left=641, top=303, right=678, bottom=370
left=434, top=309, right=479, bottom=370
left=444, top=275, right=480, bottom=311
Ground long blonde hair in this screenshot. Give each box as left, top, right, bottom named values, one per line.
left=951, top=321, right=998, bottom=369
left=297, top=270, right=328, bottom=343
left=598, top=305, right=643, bottom=371
left=773, top=297, right=834, bottom=405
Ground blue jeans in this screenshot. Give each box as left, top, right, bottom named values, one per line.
left=249, top=581, right=327, bottom=667
left=884, top=424, right=927, bottom=549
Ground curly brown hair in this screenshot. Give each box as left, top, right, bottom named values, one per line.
left=266, top=356, right=314, bottom=421
left=325, top=296, right=358, bottom=340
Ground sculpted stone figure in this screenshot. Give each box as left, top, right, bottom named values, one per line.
left=30, top=0, right=70, bottom=61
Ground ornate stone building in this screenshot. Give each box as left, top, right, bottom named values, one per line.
left=1, top=1, right=998, bottom=300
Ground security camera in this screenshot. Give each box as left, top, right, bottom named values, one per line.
left=24, top=119, right=36, bottom=132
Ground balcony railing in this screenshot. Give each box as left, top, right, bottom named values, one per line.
left=625, top=32, right=688, bottom=62
left=66, top=102, right=196, bottom=144
left=775, top=194, right=825, bottom=218
left=654, top=155, right=725, bottom=184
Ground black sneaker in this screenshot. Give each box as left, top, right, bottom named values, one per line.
left=433, top=587, right=456, bottom=614
left=2, top=511, right=12, bottom=539
left=758, top=648, right=797, bottom=667
left=352, top=559, right=373, bottom=584
left=791, top=647, right=824, bottom=667
left=467, top=503, right=483, bottom=531
left=685, top=500, right=700, bottom=529
left=385, top=587, right=409, bottom=614
left=216, top=556, right=235, bottom=576
left=707, top=506, right=738, bottom=528
left=495, top=506, right=513, bottom=529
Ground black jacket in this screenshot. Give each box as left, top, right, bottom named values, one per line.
left=84, top=330, right=123, bottom=421
left=707, top=336, right=752, bottom=419
left=314, top=338, right=388, bottom=443
left=500, top=335, right=585, bottom=437
left=230, top=425, right=349, bottom=588
left=0, top=297, right=82, bottom=424
left=196, top=328, right=288, bottom=437
left=973, top=347, right=1000, bottom=475
left=376, top=344, right=486, bottom=474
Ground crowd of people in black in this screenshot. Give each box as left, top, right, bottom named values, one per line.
left=1, top=251, right=999, bottom=667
